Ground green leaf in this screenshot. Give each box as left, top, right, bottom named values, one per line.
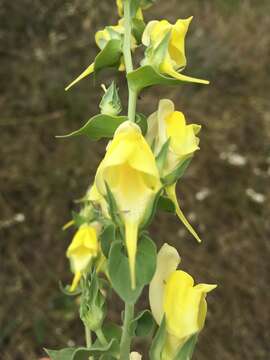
left=94, top=39, right=122, bottom=72
left=65, top=40, right=122, bottom=91
left=108, top=241, right=143, bottom=303
left=108, top=234, right=156, bottom=303
left=135, top=112, right=148, bottom=135
left=56, top=114, right=127, bottom=141
left=130, top=0, right=141, bottom=17
left=132, top=18, right=146, bottom=43
left=72, top=339, right=117, bottom=360
left=100, top=355, right=117, bottom=360
left=136, top=234, right=157, bottom=287
left=149, top=317, right=167, bottom=360
left=141, top=188, right=163, bottom=229
left=157, top=195, right=176, bottom=213
left=44, top=348, right=76, bottom=360
left=71, top=211, right=87, bottom=227
left=100, top=222, right=116, bottom=258
left=128, top=65, right=192, bottom=93
left=173, top=334, right=198, bottom=360
left=105, top=183, right=123, bottom=229
left=140, top=0, right=157, bottom=8
left=150, top=31, right=171, bottom=68
left=97, top=323, right=122, bottom=358
left=102, top=323, right=122, bottom=344
left=129, top=310, right=155, bottom=337
left=162, top=157, right=193, bottom=186
left=155, top=138, right=170, bottom=173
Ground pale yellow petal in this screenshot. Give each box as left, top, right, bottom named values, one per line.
left=149, top=243, right=181, bottom=325
left=145, top=110, right=158, bottom=150
left=157, top=99, right=175, bottom=150
left=142, top=20, right=159, bottom=46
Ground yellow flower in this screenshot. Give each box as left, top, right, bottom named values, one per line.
left=142, top=18, right=209, bottom=84
left=95, top=121, right=161, bottom=288
left=147, top=99, right=201, bottom=175
left=65, top=20, right=137, bottom=91
left=146, top=99, right=201, bottom=242
left=66, top=225, right=99, bottom=291
left=149, top=244, right=216, bottom=359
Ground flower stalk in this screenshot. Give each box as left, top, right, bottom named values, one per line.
left=85, top=325, right=92, bottom=348
left=123, top=0, right=137, bottom=122
left=120, top=303, right=134, bottom=360
left=119, top=1, right=137, bottom=357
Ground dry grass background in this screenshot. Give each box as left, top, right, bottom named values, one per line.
left=0, top=0, right=270, bottom=359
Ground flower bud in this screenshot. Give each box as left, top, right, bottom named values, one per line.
left=80, top=272, right=106, bottom=331
left=99, top=82, right=122, bottom=116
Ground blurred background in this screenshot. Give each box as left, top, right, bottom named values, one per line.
left=1, top=0, right=269, bottom=359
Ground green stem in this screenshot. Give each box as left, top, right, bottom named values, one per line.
left=123, top=0, right=137, bottom=122
left=96, top=328, right=108, bottom=346
left=119, top=302, right=134, bottom=360
left=119, top=2, right=136, bottom=358
left=85, top=324, right=92, bottom=348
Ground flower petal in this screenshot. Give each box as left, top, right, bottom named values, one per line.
left=166, top=183, right=201, bottom=243
left=149, top=243, right=181, bottom=325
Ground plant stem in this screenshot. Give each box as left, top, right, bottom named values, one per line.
left=123, top=0, right=137, bottom=122
left=96, top=328, right=108, bottom=346
left=119, top=2, right=136, bottom=359
left=85, top=324, right=92, bottom=348
left=119, top=302, right=134, bottom=360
